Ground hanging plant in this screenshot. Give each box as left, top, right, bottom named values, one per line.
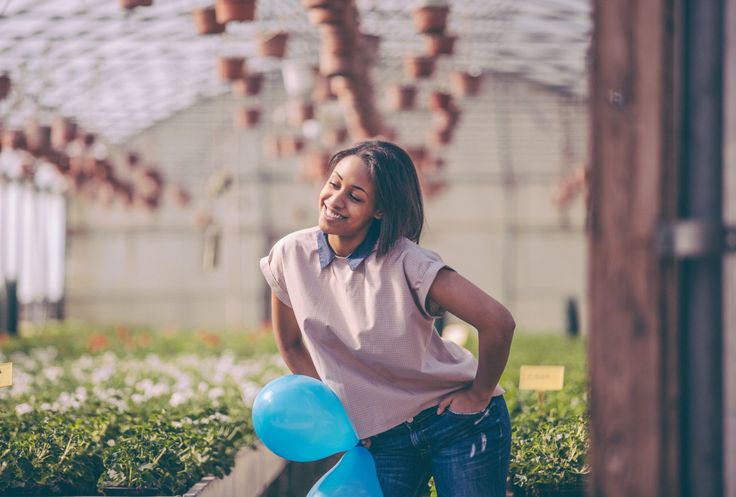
left=193, top=7, right=225, bottom=35
left=286, top=100, right=315, bottom=127
left=51, top=116, right=77, bottom=149
left=428, top=90, right=453, bottom=111
left=387, top=84, right=417, bottom=111
left=428, top=127, right=453, bottom=146
left=450, top=70, right=483, bottom=97
left=404, top=56, right=435, bottom=79
left=233, top=107, right=261, bottom=128
left=0, top=73, right=11, bottom=100
left=215, top=0, right=256, bottom=24
left=232, top=73, right=264, bottom=97
left=257, top=32, right=289, bottom=58
left=119, top=0, right=153, bottom=10
left=432, top=105, right=462, bottom=133
left=424, top=34, right=456, bottom=56
left=217, top=56, right=245, bottom=81
left=278, top=135, right=306, bottom=156
left=412, top=3, right=450, bottom=34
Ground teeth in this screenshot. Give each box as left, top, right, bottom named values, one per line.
left=324, top=205, right=346, bottom=220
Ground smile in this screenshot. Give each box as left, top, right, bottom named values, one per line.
left=323, top=205, right=347, bottom=221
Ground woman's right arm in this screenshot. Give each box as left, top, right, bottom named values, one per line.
left=271, top=292, right=321, bottom=380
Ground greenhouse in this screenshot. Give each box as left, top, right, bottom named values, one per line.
left=0, top=1, right=734, bottom=497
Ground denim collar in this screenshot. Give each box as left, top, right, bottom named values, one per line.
left=317, top=224, right=380, bottom=271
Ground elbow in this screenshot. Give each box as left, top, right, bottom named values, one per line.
left=499, top=309, right=516, bottom=342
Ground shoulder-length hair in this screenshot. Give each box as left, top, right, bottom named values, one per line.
left=327, top=140, right=424, bottom=256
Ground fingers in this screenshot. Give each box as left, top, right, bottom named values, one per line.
left=360, top=438, right=372, bottom=449
left=436, top=395, right=453, bottom=414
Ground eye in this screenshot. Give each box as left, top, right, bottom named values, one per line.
left=329, top=181, right=339, bottom=189
left=349, top=193, right=363, bottom=202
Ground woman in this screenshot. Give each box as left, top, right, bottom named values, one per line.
left=259, top=141, right=514, bottom=497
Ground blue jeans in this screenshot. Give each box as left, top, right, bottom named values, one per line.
left=367, top=395, right=511, bottom=497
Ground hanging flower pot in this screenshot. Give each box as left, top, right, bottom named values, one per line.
left=387, top=84, right=417, bottom=111
left=450, top=70, right=483, bottom=97
left=320, top=50, right=354, bottom=77
left=119, top=0, right=153, bottom=10
left=51, top=116, right=77, bottom=149
left=215, top=0, right=256, bottom=24
left=232, top=73, right=264, bottom=97
left=360, top=34, right=381, bottom=65
left=278, top=135, right=306, bottom=156
left=428, top=90, right=453, bottom=111
left=405, top=145, right=427, bottom=166
left=2, top=129, right=26, bottom=151
left=320, top=25, right=354, bottom=55
left=217, top=56, right=245, bottom=81
left=0, top=73, right=10, bottom=100
left=404, top=56, right=435, bottom=79
left=287, top=100, right=315, bottom=127
left=424, top=33, right=456, bottom=56
left=307, top=5, right=344, bottom=25
left=234, top=106, right=261, bottom=128
left=432, top=105, right=462, bottom=133
left=264, top=134, right=282, bottom=158
left=322, top=127, right=348, bottom=148
left=312, top=75, right=337, bottom=102
left=258, top=32, right=289, bottom=58
left=299, top=150, right=331, bottom=182
left=25, top=121, right=51, bottom=157
left=412, top=4, right=449, bottom=34
left=301, top=0, right=329, bottom=7
left=428, top=128, right=453, bottom=146
left=193, top=7, right=225, bottom=35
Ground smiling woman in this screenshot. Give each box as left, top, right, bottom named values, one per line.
left=260, top=140, right=515, bottom=497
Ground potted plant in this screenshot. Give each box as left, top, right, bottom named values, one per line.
left=193, top=6, right=225, bottom=35
left=404, top=55, right=435, bottom=79
left=424, top=33, right=456, bottom=56
left=258, top=32, right=289, bottom=58
left=0, top=72, right=10, bottom=100
left=412, top=1, right=449, bottom=34
left=450, top=70, right=483, bottom=97
left=217, top=56, right=245, bottom=81
left=51, top=116, right=77, bottom=149
left=234, top=106, right=261, bottom=128
left=232, top=73, right=263, bottom=97
left=387, top=84, right=417, bottom=111
left=428, top=90, right=453, bottom=111
left=215, top=0, right=256, bottom=24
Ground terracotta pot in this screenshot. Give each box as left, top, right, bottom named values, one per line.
left=313, top=75, right=337, bottom=102
left=450, top=70, right=483, bottom=97
left=404, top=56, right=435, bottom=79
left=428, top=128, right=453, bottom=146
left=387, top=84, right=417, bottom=111
left=320, top=25, right=354, bottom=55
left=299, top=150, right=331, bottom=182
left=234, top=107, right=261, bottom=128
left=0, top=73, right=10, bottom=100
left=217, top=57, right=245, bottom=81
left=264, top=134, right=282, bottom=158
left=2, top=130, right=26, bottom=151
left=405, top=145, right=427, bottom=165
left=25, top=122, right=51, bottom=156
left=232, top=73, right=263, bottom=97
left=412, top=6, right=449, bottom=34
left=215, top=0, right=256, bottom=23
left=51, top=117, right=77, bottom=149
left=425, top=34, right=456, bottom=56
left=301, top=0, right=331, bottom=7
left=120, top=0, right=152, bottom=9
left=308, top=6, right=343, bottom=25
left=278, top=135, right=306, bottom=155
left=428, top=90, right=453, bottom=111
left=193, top=7, right=225, bottom=35
left=258, top=32, right=289, bottom=58
left=432, top=106, right=461, bottom=133
left=287, top=100, right=315, bottom=126
left=322, top=127, right=348, bottom=148
left=360, top=34, right=381, bottom=64
left=320, top=50, right=354, bottom=76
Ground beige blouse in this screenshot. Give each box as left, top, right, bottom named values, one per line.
left=259, top=225, right=504, bottom=439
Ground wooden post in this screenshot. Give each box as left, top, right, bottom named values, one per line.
left=589, top=1, right=677, bottom=497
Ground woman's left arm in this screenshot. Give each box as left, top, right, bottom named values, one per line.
left=428, top=268, right=516, bottom=414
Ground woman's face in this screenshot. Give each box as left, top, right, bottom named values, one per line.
left=318, top=155, right=381, bottom=238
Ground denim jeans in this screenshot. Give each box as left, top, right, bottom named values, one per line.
left=367, top=395, right=511, bottom=497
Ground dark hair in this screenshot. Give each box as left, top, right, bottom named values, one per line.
left=328, top=140, right=424, bottom=256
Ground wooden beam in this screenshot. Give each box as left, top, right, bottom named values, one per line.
left=588, top=0, right=677, bottom=496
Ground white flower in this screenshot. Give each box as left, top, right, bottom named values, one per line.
left=15, top=403, right=33, bottom=416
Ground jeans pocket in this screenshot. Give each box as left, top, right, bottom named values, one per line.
left=446, top=396, right=496, bottom=418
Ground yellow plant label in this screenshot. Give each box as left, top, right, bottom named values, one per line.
left=519, top=365, right=565, bottom=391
left=0, top=362, right=12, bottom=388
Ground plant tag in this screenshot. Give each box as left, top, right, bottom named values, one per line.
left=0, top=362, right=12, bottom=388
left=519, top=365, right=565, bottom=391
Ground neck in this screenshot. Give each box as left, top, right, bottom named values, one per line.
left=327, top=224, right=374, bottom=257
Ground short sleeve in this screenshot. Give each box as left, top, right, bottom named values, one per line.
left=402, top=244, right=455, bottom=319
left=259, top=241, right=292, bottom=308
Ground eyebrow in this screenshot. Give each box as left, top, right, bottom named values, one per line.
left=334, top=171, right=367, bottom=194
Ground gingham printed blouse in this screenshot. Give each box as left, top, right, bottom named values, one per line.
left=259, top=225, right=504, bottom=439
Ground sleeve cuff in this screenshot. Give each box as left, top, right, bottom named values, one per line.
left=259, top=256, right=292, bottom=308
left=416, top=261, right=454, bottom=319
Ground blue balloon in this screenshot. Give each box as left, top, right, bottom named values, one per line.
left=252, top=375, right=359, bottom=462
left=307, top=447, right=384, bottom=497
